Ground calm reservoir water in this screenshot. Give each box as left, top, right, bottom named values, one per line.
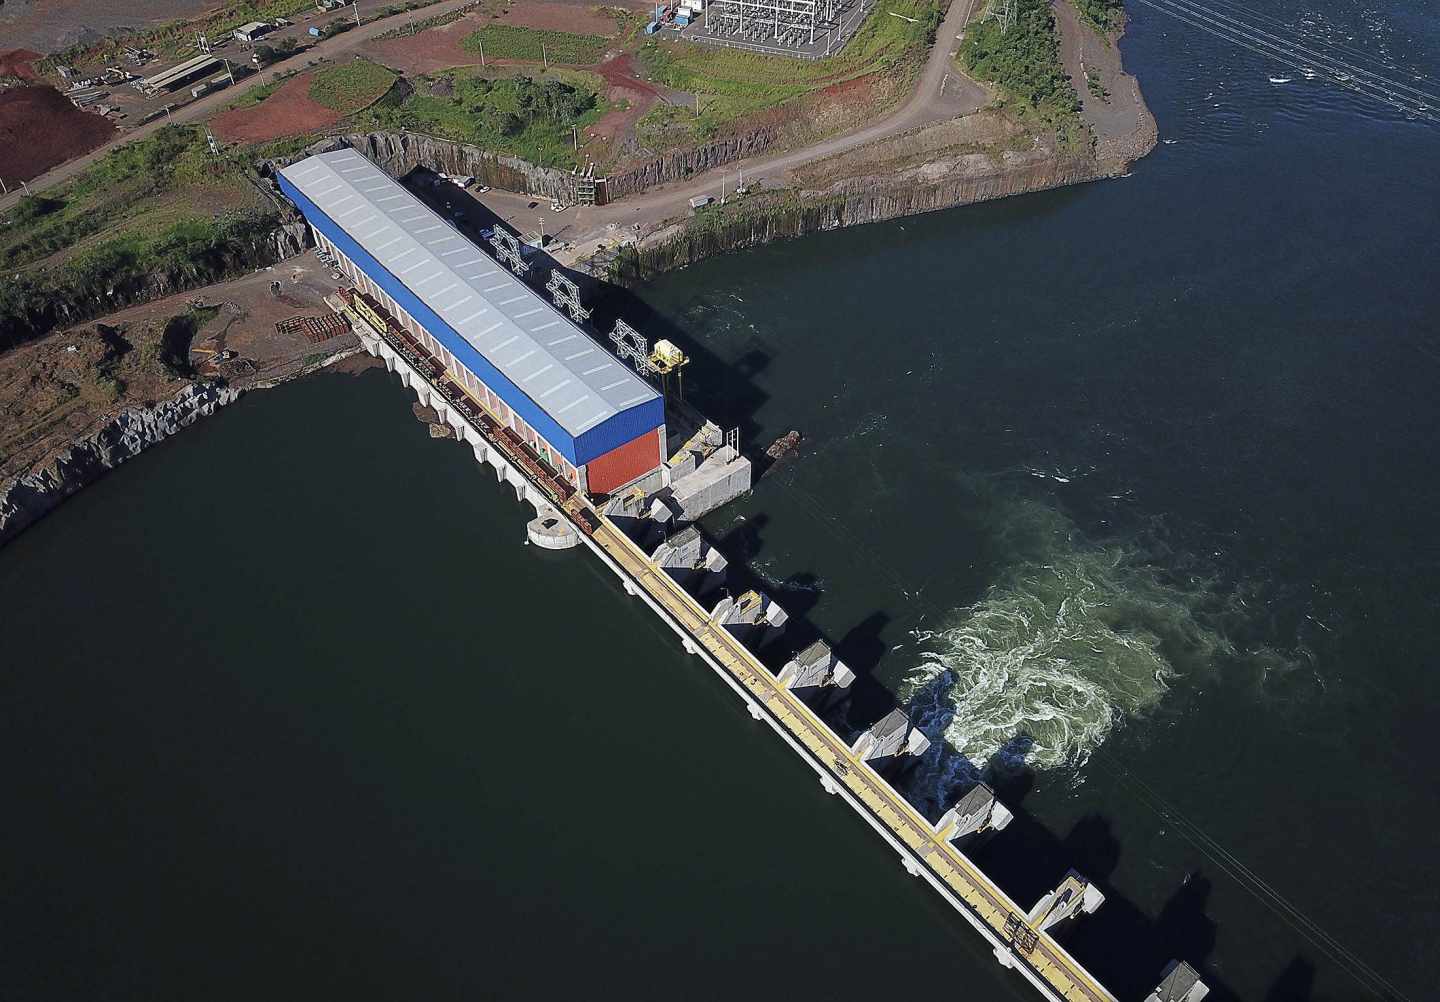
left=4, top=1, right=1438, bottom=999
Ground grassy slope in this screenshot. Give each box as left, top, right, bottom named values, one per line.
left=960, top=0, right=1086, bottom=147
left=460, top=24, right=612, bottom=65
left=354, top=69, right=606, bottom=167
left=0, top=127, right=279, bottom=348
left=308, top=59, right=399, bottom=112
left=0, top=127, right=261, bottom=272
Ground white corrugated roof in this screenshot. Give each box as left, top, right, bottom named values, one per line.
left=280, top=149, right=658, bottom=438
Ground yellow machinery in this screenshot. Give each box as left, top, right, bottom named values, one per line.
left=648, top=339, right=690, bottom=399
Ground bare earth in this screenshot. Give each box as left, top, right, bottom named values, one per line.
left=1052, top=0, right=1147, bottom=145
left=476, top=0, right=991, bottom=255
left=496, top=1, right=618, bottom=35
left=0, top=0, right=219, bottom=53
left=0, top=84, right=117, bottom=182
left=0, top=0, right=478, bottom=214
left=0, top=251, right=360, bottom=486
left=361, top=11, right=490, bottom=76
left=211, top=72, right=345, bottom=144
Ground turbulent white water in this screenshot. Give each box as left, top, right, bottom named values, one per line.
left=901, top=499, right=1284, bottom=772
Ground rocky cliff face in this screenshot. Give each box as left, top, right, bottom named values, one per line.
left=342, top=131, right=580, bottom=200
left=0, top=383, right=241, bottom=549
left=604, top=125, right=785, bottom=200
left=270, top=218, right=310, bottom=261
left=338, top=125, right=789, bottom=204
left=609, top=149, right=1105, bottom=283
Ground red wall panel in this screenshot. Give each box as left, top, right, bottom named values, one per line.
left=585, top=431, right=661, bottom=494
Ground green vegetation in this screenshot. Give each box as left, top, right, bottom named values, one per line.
left=1085, top=67, right=1109, bottom=100
left=1071, top=0, right=1126, bottom=33
left=960, top=0, right=1084, bottom=143
left=225, top=72, right=292, bottom=109
left=1, top=127, right=248, bottom=271
left=375, top=5, right=475, bottom=40
left=0, top=127, right=281, bottom=349
left=636, top=0, right=941, bottom=144
left=460, top=24, right=611, bottom=66
left=356, top=71, right=603, bottom=167
left=308, top=59, right=399, bottom=111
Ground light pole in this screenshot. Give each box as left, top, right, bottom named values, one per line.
left=478, top=36, right=485, bottom=66
left=572, top=124, right=579, bottom=150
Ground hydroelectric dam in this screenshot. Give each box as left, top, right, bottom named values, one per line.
left=275, top=147, right=1210, bottom=1002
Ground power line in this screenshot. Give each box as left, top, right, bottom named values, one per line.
left=1133, top=0, right=1440, bottom=123
left=1157, top=0, right=1440, bottom=107
left=1093, top=752, right=1413, bottom=1001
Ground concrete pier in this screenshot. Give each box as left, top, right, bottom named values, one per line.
left=1145, top=962, right=1209, bottom=1002
left=777, top=639, right=855, bottom=693
left=1027, top=871, right=1106, bottom=936
left=851, top=708, right=931, bottom=762
left=341, top=285, right=1194, bottom=1002
left=651, top=526, right=728, bottom=597
left=710, top=588, right=789, bottom=650
left=937, top=782, right=1014, bottom=844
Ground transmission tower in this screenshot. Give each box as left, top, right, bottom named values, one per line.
left=609, top=320, right=656, bottom=376
left=488, top=226, right=529, bottom=276
left=545, top=270, right=590, bottom=323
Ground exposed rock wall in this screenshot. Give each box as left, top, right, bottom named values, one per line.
left=0, top=383, right=241, bottom=549
left=609, top=151, right=1102, bottom=284
left=338, top=125, right=789, bottom=204
left=341, top=131, right=580, bottom=200
left=604, top=125, right=785, bottom=200
left=270, top=218, right=309, bottom=260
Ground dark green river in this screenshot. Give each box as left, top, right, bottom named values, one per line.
left=4, top=1, right=1439, bottom=999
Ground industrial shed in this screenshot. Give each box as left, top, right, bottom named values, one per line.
left=277, top=149, right=665, bottom=493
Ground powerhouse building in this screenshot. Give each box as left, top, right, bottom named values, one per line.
left=277, top=150, right=665, bottom=495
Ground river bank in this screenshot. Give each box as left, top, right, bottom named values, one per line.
left=0, top=252, right=369, bottom=548
left=592, top=7, right=1157, bottom=284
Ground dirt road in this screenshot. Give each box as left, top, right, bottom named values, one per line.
left=480, top=0, right=989, bottom=259
left=1052, top=0, right=1147, bottom=144
left=0, top=0, right=477, bottom=213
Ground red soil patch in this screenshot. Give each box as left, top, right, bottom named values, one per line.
left=495, top=1, right=617, bottom=35
left=817, top=73, right=879, bottom=101
left=365, top=3, right=630, bottom=76
left=211, top=73, right=344, bottom=143
left=0, top=85, right=117, bottom=183
left=0, top=49, right=43, bottom=81
left=589, top=51, right=665, bottom=147
left=363, top=12, right=485, bottom=75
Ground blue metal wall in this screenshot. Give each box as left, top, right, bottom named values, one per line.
left=278, top=174, right=664, bottom=467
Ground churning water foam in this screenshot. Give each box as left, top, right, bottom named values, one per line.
left=899, top=497, right=1291, bottom=774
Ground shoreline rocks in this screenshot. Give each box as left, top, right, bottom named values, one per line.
left=0, top=382, right=239, bottom=548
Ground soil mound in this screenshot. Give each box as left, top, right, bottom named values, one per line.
left=0, top=48, right=43, bottom=80
left=211, top=73, right=344, bottom=143
left=0, top=85, right=117, bottom=183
